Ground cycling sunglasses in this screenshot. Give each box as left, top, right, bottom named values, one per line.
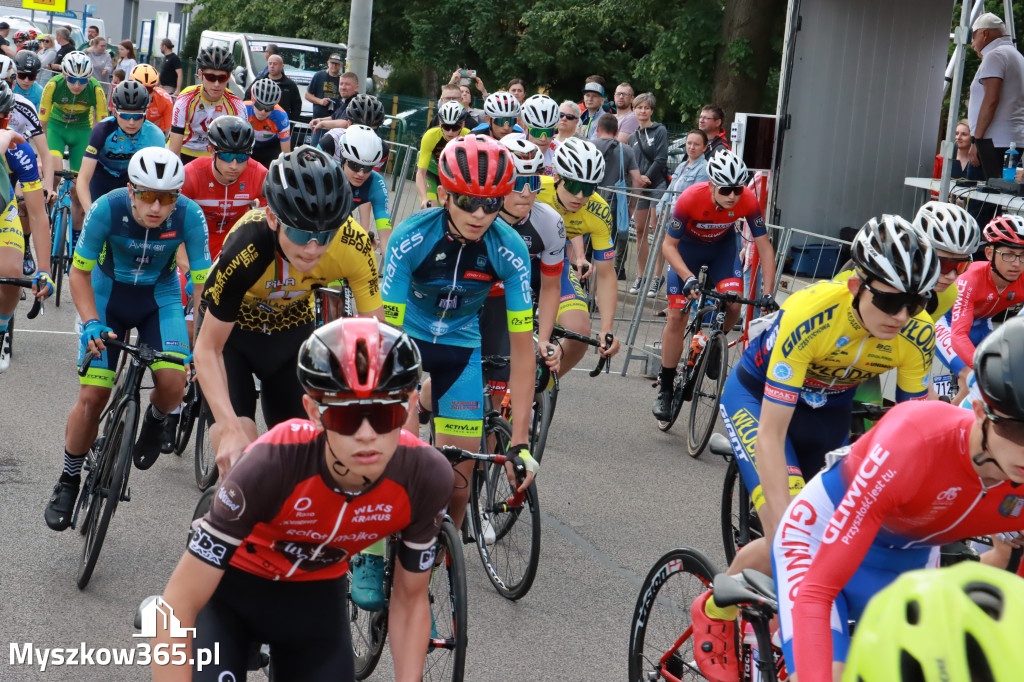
left=131, top=186, right=179, bottom=206
left=559, top=112, right=578, bottom=121
left=938, top=256, right=971, bottom=276
left=116, top=110, right=145, bottom=121
left=16, top=72, right=36, bottom=81
left=346, top=159, right=375, bottom=174
left=282, top=223, right=338, bottom=247
left=492, top=117, right=516, bottom=127
left=318, top=401, right=407, bottom=435
left=201, top=72, right=230, bottom=83
left=863, top=282, right=930, bottom=317
left=527, top=126, right=554, bottom=140
left=66, top=76, right=89, bottom=86
left=513, top=175, right=542, bottom=193
left=716, top=185, right=744, bottom=196
left=253, top=103, right=276, bottom=112
left=440, top=123, right=463, bottom=133
left=450, top=192, right=503, bottom=214
left=216, top=151, right=249, bottom=164
left=561, top=179, right=596, bottom=197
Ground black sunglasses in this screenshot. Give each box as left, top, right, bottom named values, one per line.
left=559, top=112, right=578, bottom=121
left=440, top=123, right=462, bottom=133
left=345, top=159, right=375, bottom=174
left=716, top=185, right=744, bottom=196
left=450, top=192, right=503, bottom=214
left=862, top=282, right=930, bottom=317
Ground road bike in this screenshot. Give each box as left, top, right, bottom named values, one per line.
left=47, top=169, right=77, bottom=307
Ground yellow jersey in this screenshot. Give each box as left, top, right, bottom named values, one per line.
left=536, top=175, right=614, bottom=260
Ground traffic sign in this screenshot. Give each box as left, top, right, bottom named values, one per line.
left=21, top=0, right=68, bottom=12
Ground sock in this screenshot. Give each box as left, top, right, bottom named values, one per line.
left=705, top=593, right=739, bottom=621
left=149, top=404, right=168, bottom=421
left=62, top=451, right=85, bottom=480
left=361, top=538, right=387, bottom=557
left=659, top=365, right=677, bottom=389
left=0, top=312, right=11, bottom=333
left=169, top=405, right=182, bottom=415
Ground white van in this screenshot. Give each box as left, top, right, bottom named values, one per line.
left=197, top=31, right=347, bottom=122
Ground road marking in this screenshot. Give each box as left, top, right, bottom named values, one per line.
left=540, top=509, right=644, bottom=591
left=13, top=329, right=77, bottom=335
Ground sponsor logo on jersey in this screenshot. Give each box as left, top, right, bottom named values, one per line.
left=781, top=304, right=838, bottom=356
left=273, top=540, right=348, bottom=570
left=435, top=252, right=446, bottom=261
left=351, top=502, right=393, bottom=523
left=778, top=499, right=818, bottom=601
left=771, top=361, right=794, bottom=382
left=800, top=389, right=828, bottom=409
left=159, top=231, right=178, bottom=239
left=419, top=547, right=437, bottom=571
left=935, top=486, right=961, bottom=503
left=998, top=494, right=1024, bottom=518
left=476, top=255, right=487, bottom=268
left=823, top=444, right=894, bottom=545
left=188, top=527, right=229, bottom=567
left=463, top=270, right=492, bottom=281
left=725, top=408, right=758, bottom=459
left=835, top=336, right=850, bottom=348
left=266, top=278, right=296, bottom=289
left=765, top=384, right=798, bottom=404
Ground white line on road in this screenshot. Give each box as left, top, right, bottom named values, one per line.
left=13, top=329, right=77, bottom=335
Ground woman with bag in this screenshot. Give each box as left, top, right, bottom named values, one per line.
left=628, top=93, right=668, bottom=297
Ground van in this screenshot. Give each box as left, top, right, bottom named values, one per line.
left=197, top=31, right=347, bottom=122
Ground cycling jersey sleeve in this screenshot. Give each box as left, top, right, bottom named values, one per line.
left=92, top=84, right=107, bottom=127
left=6, top=142, right=41, bottom=192
left=13, top=98, right=42, bottom=138
left=180, top=197, right=213, bottom=284
left=950, top=270, right=980, bottom=369
left=667, top=193, right=693, bottom=240
left=381, top=216, right=427, bottom=326
left=417, top=128, right=441, bottom=171
left=37, top=80, right=55, bottom=124
left=202, top=220, right=277, bottom=322
left=541, top=215, right=566, bottom=276
left=169, top=94, right=189, bottom=136
left=893, top=314, right=934, bottom=401
left=336, top=218, right=383, bottom=313
left=739, top=192, right=768, bottom=239
left=73, top=197, right=112, bottom=271
left=584, top=193, right=615, bottom=260
left=367, top=172, right=391, bottom=231
left=83, top=118, right=115, bottom=161
left=271, top=109, right=290, bottom=141
left=492, top=221, right=534, bottom=332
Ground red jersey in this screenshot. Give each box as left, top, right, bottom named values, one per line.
left=667, top=182, right=767, bottom=244
left=181, top=156, right=268, bottom=258
left=187, top=421, right=453, bottom=581
left=146, top=86, right=173, bottom=132
left=950, top=260, right=1024, bottom=368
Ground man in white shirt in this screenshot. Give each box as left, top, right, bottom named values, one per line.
left=968, top=12, right=1024, bottom=164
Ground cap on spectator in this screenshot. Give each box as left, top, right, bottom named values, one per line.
left=973, top=12, right=1006, bottom=31
left=0, top=23, right=9, bottom=30
left=328, top=53, right=343, bottom=64
left=582, top=82, right=604, bottom=97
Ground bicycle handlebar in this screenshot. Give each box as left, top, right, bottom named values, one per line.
left=850, top=402, right=890, bottom=421
left=0, top=277, right=43, bottom=319
left=438, top=445, right=528, bottom=511
left=78, top=332, right=187, bottom=377
left=54, top=170, right=79, bottom=181
left=548, top=326, right=614, bottom=377
left=700, top=289, right=768, bottom=309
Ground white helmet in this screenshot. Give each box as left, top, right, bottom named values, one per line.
left=340, top=124, right=384, bottom=165
left=61, top=51, right=92, bottom=80
left=521, top=94, right=559, bottom=129
left=913, top=201, right=980, bottom=256
left=437, top=100, right=466, bottom=127
left=0, top=56, right=15, bottom=80
left=250, top=78, right=282, bottom=108
left=500, top=137, right=544, bottom=175
left=707, top=149, right=749, bottom=187
left=484, top=91, right=521, bottom=119
left=552, top=137, right=605, bottom=183
left=852, top=215, right=941, bottom=295
left=128, top=147, right=185, bottom=191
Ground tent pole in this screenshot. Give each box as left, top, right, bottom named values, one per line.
left=939, top=0, right=974, bottom=204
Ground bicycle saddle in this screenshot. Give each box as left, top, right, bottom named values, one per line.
left=712, top=573, right=774, bottom=610
left=708, top=433, right=732, bottom=458
left=741, top=569, right=777, bottom=602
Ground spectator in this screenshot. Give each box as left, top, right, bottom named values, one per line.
left=37, top=35, right=57, bottom=68
left=628, top=92, right=669, bottom=298
left=426, top=83, right=462, bottom=127
left=579, top=80, right=606, bottom=140
left=112, top=68, right=125, bottom=85
left=305, top=52, right=343, bottom=145
left=48, top=27, right=74, bottom=69
left=159, top=38, right=183, bottom=95
left=593, top=113, right=642, bottom=279
left=555, top=99, right=580, bottom=142
left=658, top=129, right=710, bottom=242
left=88, top=37, right=113, bottom=82
left=116, top=40, right=138, bottom=77
left=613, top=82, right=638, bottom=143
left=458, top=83, right=485, bottom=128
left=0, top=23, right=13, bottom=59
left=507, top=78, right=526, bottom=103
left=968, top=12, right=1024, bottom=163
left=699, top=104, right=730, bottom=160
left=245, top=54, right=301, bottom=120
left=309, top=71, right=360, bottom=135
left=254, top=43, right=278, bottom=80
left=935, top=119, right=984, bottom=183
left=78, top=25, right=99, bottom=51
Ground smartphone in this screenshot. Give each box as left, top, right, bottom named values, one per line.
left=459, top=69, right=470, bottom=78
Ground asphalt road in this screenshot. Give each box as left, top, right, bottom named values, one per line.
left=0, top=286, right=735, bottom=681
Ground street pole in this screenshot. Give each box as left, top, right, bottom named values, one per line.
left=347, top=0, right=373, bottom=93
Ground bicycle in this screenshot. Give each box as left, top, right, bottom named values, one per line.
left=0, top=275, right=43, bottom=356
left=657, top=265, right=766, bottom=458
left=47, top=169, right=77, bottom=308
left=629, top=546, right=785, bottom=682
left=72, top=332, right=185, bottom=589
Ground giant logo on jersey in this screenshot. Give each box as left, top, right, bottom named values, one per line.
left=781, top=304, right=838, bottom=356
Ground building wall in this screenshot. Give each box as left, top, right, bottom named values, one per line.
left=770, top=0, right=955, bottom=237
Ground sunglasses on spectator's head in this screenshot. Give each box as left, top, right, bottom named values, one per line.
left=131, top=186, right=179, bottom=206
left=202, top=72, right=230, bottom=83
left=116, top=110, right=145, bottom=121
left=282, top=223, right=337, bottom=247
left=449, top=192, right=503, bottom=214
left=318, top=401, right=407, bottom=435
left=716, top=185, right=744, bottom=196
left=863, top=282, right=930, bottom=317
left=561, top=179, right=596, bottom=197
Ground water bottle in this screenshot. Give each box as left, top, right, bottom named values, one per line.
left=687, top=331, right=707, bottom=367
left=743, top=622, right=762, bottom=682
left=1004, top=142, right=1019, bottom=182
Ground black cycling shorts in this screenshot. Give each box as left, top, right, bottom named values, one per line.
left=222, top=322, right=311, bottom=428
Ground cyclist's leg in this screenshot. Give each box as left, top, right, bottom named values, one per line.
left=254, top=322, right=314, bottom=428
left=480, top=294, right=510, bottom=400
left=145, top=276, right=190, bottom=414
left=65, top=127, right=91, bottom=240
left=192, top=570, right=261, bottom=681
left=0, top=202, right=24, bottom=356
left=554, top=256, right=590, bottom=375
left=264, top=576, right=355, bottom=680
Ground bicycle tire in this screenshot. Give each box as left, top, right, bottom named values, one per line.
left=193, top=403, right=218, bottom=491
left=529, top=386, right=556, bottom=464
left=687, top=332, right=728, bottom=458
left=657, top=312, right=702, bottom=432
left=628, top=546, right=720, bottom=682
left=721, top=458, right=763, bottom=564
left=174, top=379, right=201, bottom=455
left=351, top=541, right=392, bottom=680
left=424, top=519, right=467, bottom=682
left=77, top=398, right=136, bottom=589
left=52, top=211, right=67, bottom=308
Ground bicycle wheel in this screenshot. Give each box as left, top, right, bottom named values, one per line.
left=424, top=519, right=467, bottom=682
left=351, top=542, right=392, bottom=680
left=193, top=403, right=218, bottom=491
left=657, top=316, right=702, bottom=432
left=628, top=546, right=720, bottom=682
left=174, top=378, right=201, bottom=455
left=721, top=458, right=763, bottom=564
left=478, top=416, right=517, bottom=542
left=77, top=398, right=136, bottom=589
left=529, top=386, right=556, bottom=464
left=687, top=332, right=728, bottom=458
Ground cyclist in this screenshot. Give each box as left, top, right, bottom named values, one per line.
left=319, top=93, right=391, bottom=172
left=13, top=50, right=43, bottom=110
left=77, top=80, right=166, bottom=211
left=472, top=91, right=523, bottom=140
left=934, top=215, right=1024, bottom=404
left=414, top=100, right=469, bottom=209
left=129, top=63, right=173, bottom=134
left=0, top=125, right=51, bottom=372
left=536, top=137, right=621, bottom=373
left=168, top=46, right=244, bottom=164
left=773, top=315, right=1024, bottom=682
left=335, top=124, right=392, bottom=252
left=180, top=116, right=266, bottom=260
left=518, top=93, right=560, bottom=174
left=43, top=147, right=211, bottom=531
left=152, top=318, right=453, bottom=681
left=245, top=78, right=291, bottom=168
left=194, top=146, right=382, bottom=478
left=652, top=149, right=777, bottom=421
left=692, top=216, right=941, bottom=682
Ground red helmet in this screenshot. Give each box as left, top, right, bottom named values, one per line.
left=983, top=215, right=1024, bottom=246
left=296, top=318, right=421, bottom=402
left=438, top=134, right=515, bottom=198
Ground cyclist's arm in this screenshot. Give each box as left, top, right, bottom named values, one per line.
left=29, top=133, right=54, bottom=193
left=75, top=156, right=96, bottom=210
left=752, top=233, right=776, bottom=294
left=91, top=84, right=107, bottom=127
left=37, top=81, right=55, bottom=127
left=537, top=269, right=560, bottom=349
left=22, top=184, right=50, bottom=276
left=369, top=173, right=392, bottom=233
left=152, top=552, right=224, bottom=682
left=894, top=317, right=934, bottom=402
left=500, top=233, right=538, bottom=451
left=753, top=399, right=797, bottom=533
left=949, top=276, right=979, bottom=369
left=280, top=138, right=291, bottom=154
left=69, top=200, right=111, bottom=324
left=388, top=564, right=432, bottom=681
left=415, top=167, right=431, bottom=206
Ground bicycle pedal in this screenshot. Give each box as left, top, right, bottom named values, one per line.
left=122, top=488, right=131, bottom=502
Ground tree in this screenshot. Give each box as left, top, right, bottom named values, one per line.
left=711, top=0, right=788, bottom=115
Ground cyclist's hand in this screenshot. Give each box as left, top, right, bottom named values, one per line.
left=599, top=333, right=620, bottom=358
left=506, top=444, right=537, bottom=494
left=45, top=190, right=57, bottom=209
left=537, top=340, right=561, bottom=374
left=756, top=294, right=779, bottom=313
left=682, top=276, right=700, bottom=299
left=575, top=260, right=593, bottom=282
left=216, top=428, right=253, bottom=479
left=81, top=319, right=115, bottom=355
left=32, top=270, right=54, bottom=300
left=420, top=198, right=434, bottom=210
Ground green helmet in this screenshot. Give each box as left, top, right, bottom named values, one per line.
left=843, top=562, right=1024, bottom=682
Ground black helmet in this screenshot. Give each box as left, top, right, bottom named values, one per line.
left=21, top=40, right=39, bottom=52
left=975, top=316, right=1024, bottom=421
left=111, top=80, right=150, bottom=112
left=196, top=46, right=233, bottom=73
left=207, top=115, right=254, bottom=153
left=345, top=93, right=385, bottom=128
left=264, top=145, right=353, bottom=232
left=0, top=81, right=16, bottom=115
left=14, top=50, right=40, bottom=75
left=851, top=215, right=941, bottom=295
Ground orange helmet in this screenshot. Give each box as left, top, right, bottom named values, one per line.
left=130, top=63, right=159, bottom=89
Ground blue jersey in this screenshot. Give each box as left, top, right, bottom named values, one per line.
left=381, top=208, right=533, bottom=347
left=73, top=188, right=212, bottom=286
left=84, top=117, right=167, bottom=178
left=15, top=82, right=42, bottom=110
left=5, top=141, right=41, bottom=196
left=351, top=170, right=391, bottom=231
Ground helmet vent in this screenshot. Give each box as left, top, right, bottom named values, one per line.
left=964, top=632, right=995, bottom=682
left=355, top=340, right=369, bottom=385
left=904, top=599, right=920, bottom=625
left=898, top=650, right=925, bottom=682
left=965, top=582, right=1004, bottom=620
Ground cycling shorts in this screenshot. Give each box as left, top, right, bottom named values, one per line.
left=771, top=472, right=938, bottom=671
left=559, top=256, right=588, bottom=314
left=192, top=566, right=354, bottom=681
left=413, top=337, right=482, bottom=438
left=0, top=197, right=23, bottom=252
left=934, top=313, right=992, bottom=376
left=665, top=240, right=742, bottom=309
left=222, top=322, right=311, bottom=428
left=47, top=126, right=92, bottom=172
left=78, top=274, right=188, bottom=387
left=89, top=170, right=128, bottom=204
left=719, top=366, right=852, bottom=511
